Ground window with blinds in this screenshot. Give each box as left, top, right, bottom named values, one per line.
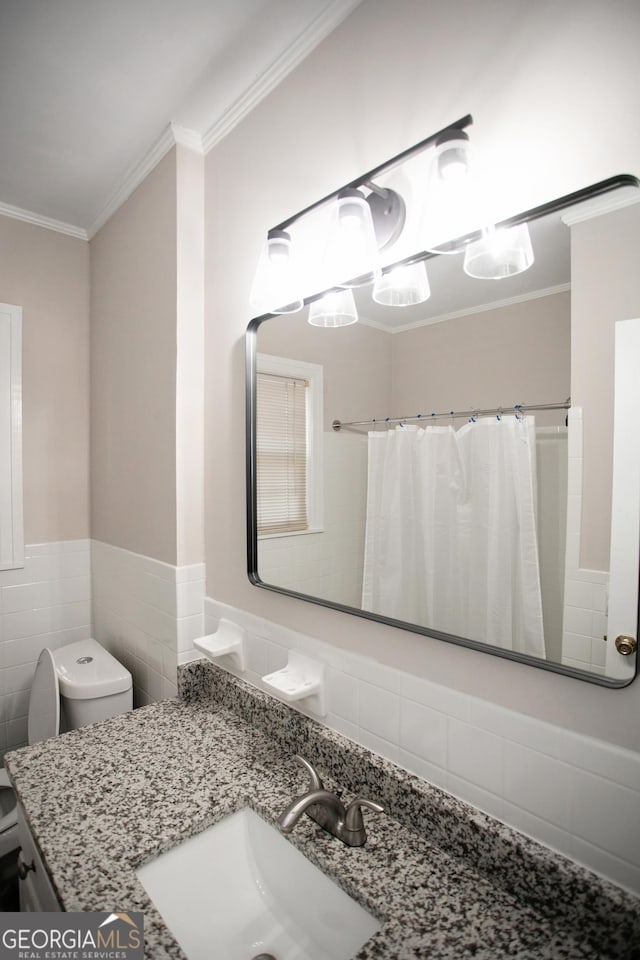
left=256, top=372, right=309, bottom=536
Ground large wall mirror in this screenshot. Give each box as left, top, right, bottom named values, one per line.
left=246, top=119, right=640, bottom=687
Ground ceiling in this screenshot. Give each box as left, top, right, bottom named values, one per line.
left=0, top=0, right=360, bottom=238
left=2, top=0, right=635, bottom=328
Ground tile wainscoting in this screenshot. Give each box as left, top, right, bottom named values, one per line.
left=257, top=432, right=367, bottom=608
left=186, top=596, right=640, bottom=896
left=91, top=540, right=205, bottom=707
left=2, top=541, right=639, bottom=897
left=0, top=539, right=205, bottom=756
left=0, top=540, right=92, bottom=756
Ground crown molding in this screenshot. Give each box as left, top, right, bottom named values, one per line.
left=87, top=0, right=360, bottom=236
left=202, top=0, right=362, bottom=153
left=87, top=123, right=204, bottom=239
left=561, top=185, right=640, bottom=226
left=0, top=120, right=204, bottom=242
left=0, top=200, right=88, bottom=240
left=87, top=124, right=175, bottom=238
left=3, top=0, right=359, bottom=241
left=171, top=123, right=205, bottom=154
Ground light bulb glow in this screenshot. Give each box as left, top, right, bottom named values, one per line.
left=268, top=242, right=289, bottom=265
left=437, top=142, right=469, bottom=182
left=463, top=223, right=534, bottom=280
left=322, top=189, right=381, bottom=288
left=434, top=129, right=471, bottom=183
left=338, top=197, right=367, bottom=230
left=420, top=143, right=486, bottom=256
left=372, top=261, right=431, bottom=307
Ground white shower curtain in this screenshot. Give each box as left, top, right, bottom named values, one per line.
left=362, top=416, right=546, bottom=658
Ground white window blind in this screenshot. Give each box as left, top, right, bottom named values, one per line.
left=256, top=372, right=309, bottom=535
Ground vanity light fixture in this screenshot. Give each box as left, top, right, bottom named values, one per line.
left=463, top=222, right=535, bottom=279
left=249, top=228, right=303, bottom=315
left=249, top=115, right=535, bottom=319
left=249, top=116, right=474, bottom=313
left=363, top=181, right=407, bottom=250
left=308, top=288, right=358, bottom=327
left=372, top=260, right=431, bottom=307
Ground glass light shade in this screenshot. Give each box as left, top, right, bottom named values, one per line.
left=463, top=223, right=534, bottom=280
left=249, top=229, right=303, bottom=314
left=323, top=189, right=381, bottom=288
left=372, top=261, right=431, bottom=307
left=308, top=289, right=358, bottom=328
left=421, top=160, right=484, bottom=255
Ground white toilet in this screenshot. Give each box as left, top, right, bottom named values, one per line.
left=0, top=639, right=133, bottom=858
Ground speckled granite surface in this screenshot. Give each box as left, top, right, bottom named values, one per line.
left=5, top=659, right=640, bottom=960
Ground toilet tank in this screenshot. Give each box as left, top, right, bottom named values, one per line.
left=53, top=639, right=133, bottom=732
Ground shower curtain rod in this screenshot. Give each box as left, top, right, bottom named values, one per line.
left=331, top=399, right=571, bottom=432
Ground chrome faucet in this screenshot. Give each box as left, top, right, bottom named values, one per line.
left=277, top=755, right=384, bottom=847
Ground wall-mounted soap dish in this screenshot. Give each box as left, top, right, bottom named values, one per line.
left=262, top=651, right=326, bottom=717
left=194, top=619, right=246, bottom=672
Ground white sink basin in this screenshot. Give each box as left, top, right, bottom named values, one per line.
left=135, top=807, right=381, bottom=960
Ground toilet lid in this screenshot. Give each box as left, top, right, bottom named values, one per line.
left=28, top=649, right=60, bottom=744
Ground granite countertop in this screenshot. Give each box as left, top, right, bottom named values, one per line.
left=5, top=661, right=640, bottom=960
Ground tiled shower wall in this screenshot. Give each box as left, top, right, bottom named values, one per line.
left=91, top=540, right=205, bottom=707
left=562, top=408, right=609, bottom=674
left=257, top=431, right=367, bottom=606
left=0, top=540, right=92, bottom=756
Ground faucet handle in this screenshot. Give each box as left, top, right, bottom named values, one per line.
left=344, top=797, right=385, bottom=833
left=294, top=754, right=324, bottom=791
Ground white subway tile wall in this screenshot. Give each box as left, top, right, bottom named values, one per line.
left=0, top=540, right=92, bottom=755
left=189, top=596, right=640, bottom=896
left=258, top=432, right=367, bottom=606
left=3, top=540, right=639, bottom=896
left=91, top=540, right=204, bottom=707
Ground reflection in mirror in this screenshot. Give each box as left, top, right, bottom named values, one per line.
left=0, top=303, right=24, bottom=570
left=0, top=302, right=23, bottom=571
left=247, top=174, right=640, bottom=687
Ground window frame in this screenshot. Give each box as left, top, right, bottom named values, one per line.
left=256, top=353, right=324, bottom=540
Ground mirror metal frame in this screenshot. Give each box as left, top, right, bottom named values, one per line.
left=246, top=174, right=640, bottom=688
